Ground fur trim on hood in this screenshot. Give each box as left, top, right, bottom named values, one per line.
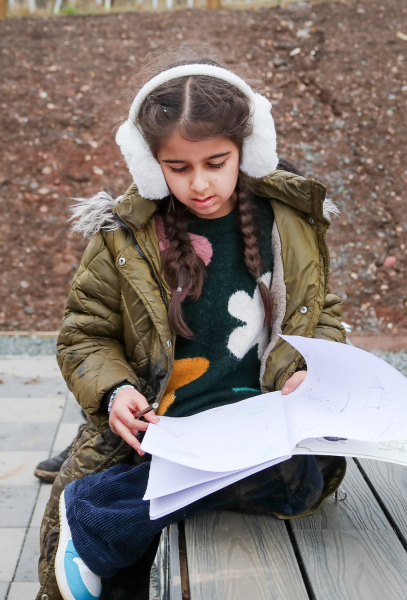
left=70, top=190, right=340, bottom=239
left=323, top=198, right=340, bottom=220
left=70, top=192, right=122, bottom=238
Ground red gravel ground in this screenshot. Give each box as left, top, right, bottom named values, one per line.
left=0, top=0, right=406, bottom=335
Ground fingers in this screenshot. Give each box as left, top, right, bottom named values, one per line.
left=129, top=393, right=159, bottom=424
left=119, top=406, right=150, bottom=432
left=108, top=388, right=160, bottom=454
left=143, top=410, right=160, bottom=425
left=114, top=420, right=145, bottom=455
left=132, top=393, right=150, bottom=412
left=115, top=411, right=159, bottom=434
left=281, top=370, right=307, bottom=395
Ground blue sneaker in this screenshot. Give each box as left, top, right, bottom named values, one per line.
left=55, top=489, right=102, bottom=600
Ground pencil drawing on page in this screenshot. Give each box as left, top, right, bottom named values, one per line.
left=158, top=423, right=186, bottom=439
left=369, top=415, right=402, bottom=440
left=365, top=377, right=390, bottom=410
left=301, top=391, right=351, bottom=413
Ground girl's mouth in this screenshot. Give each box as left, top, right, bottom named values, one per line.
left=191, top=195, right=215, bottom=208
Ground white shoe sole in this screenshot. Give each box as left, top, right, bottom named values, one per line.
left=55, top=489, right=76, bottom=600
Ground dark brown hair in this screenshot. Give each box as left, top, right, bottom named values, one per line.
left=134, top=48, right=273, bottom=338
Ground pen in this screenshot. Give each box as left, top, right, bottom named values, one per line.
left=134, top=402, right=159, bottom=420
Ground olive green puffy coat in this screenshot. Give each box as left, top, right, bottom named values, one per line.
left=37, top=170, right=346, bottom=600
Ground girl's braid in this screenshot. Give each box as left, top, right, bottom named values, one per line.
left=161, top=198, right=206, bottom=338
left=236, top=179, right=274, bottom=324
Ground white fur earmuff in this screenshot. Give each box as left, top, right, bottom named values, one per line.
left=115, top=64, right=279, bottom=200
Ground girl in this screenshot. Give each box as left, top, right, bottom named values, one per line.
left=37, top=49, right=346, bottom=600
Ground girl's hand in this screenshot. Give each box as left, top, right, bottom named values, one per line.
left=109, top=387, right=160, bottom=455
left=281, top=370, right=307, bottom=395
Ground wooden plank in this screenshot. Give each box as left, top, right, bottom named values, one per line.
left=291, top=458, right=391, bottom=532
left=357, top=458, right=407, bottom=544
left=168, top=523, right=182, bottom=600
left=155, top=528, right=168, bottom=600
left=185, top=510, right=308, bottom=600
left=290, top=458, right=407, bottom=599
left=293, top=529, right=407, bottom=600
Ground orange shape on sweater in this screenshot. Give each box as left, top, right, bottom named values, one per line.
left=157, top=357, right=210, bottom=415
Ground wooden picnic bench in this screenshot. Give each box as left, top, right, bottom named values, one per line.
left=155, top=458, right=407, bottom=600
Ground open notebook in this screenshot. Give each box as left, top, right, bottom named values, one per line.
left=141, top=335, right=407, bottom=519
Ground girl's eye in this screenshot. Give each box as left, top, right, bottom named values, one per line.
left=208, top=161, right=226, bottom=170
left=169, top=166, right=188, bottom=173
left=169, top=161, right=226, bottom=174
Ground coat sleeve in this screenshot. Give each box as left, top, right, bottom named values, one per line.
left=313, top=291, right=346, bottom=344
left=57, top=231, right=141, bottom=421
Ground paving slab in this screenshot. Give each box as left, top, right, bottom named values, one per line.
left=0, top=378, right=67, bottom=399
left=52, top=422, right=82, bottom=453
left=0, top=583, right=8, bottom=600
left=0, top=528, right=26, bottom=582
left=0, top=452, right=47, bottom=486
left=0, top=359, right=62, bottom=380
left=62, top=393, right=85, bottom=423
left=0, top=423, right=59, bottom=452
left=14, top=527, right=40, bottom=583
left=31, top=485, right=52, bottom=529
left=0, top=398, right=65, bottom=423
left=7, top=582, right=40, bottom=600
left=0, top=487, right=39, bottom=528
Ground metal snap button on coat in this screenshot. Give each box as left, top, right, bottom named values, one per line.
left=41, top=595, right=49, bottom=600
left=167, top=340, right=172, bottom=348
left=118, top=257, right=126, bottom=266
left=300, top=306, right=308, bottom=314
left=308, top=218, right=315, bottom=224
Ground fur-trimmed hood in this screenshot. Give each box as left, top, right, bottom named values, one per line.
left=70, top=170, right=339, bottom=239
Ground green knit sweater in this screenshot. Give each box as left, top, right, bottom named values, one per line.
left=158, top=197, right=274, bottom=418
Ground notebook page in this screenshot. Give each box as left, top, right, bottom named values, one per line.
left=144, top=456, right=238, bottom=501
left=141, top=391, right=291, bottom=472
left=281, top=336, right=407, bottom=447
left=149, top=453, right=291, bottom=520
left=292, top=436, right=407, bottom=466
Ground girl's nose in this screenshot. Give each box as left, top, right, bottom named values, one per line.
left=191, top=171, right=209, bottom=194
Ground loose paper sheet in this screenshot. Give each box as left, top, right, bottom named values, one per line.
left=141, top=391, right=291, bottom=472
left=149, top=454, right=290, bottom=520
left=281, top=335, right=407, bottom=447
left=144, top=456, right=238, bottom=500
left=292, top=436, right=407, bottom=466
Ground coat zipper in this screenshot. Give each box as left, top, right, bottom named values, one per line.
left=114, top=214, right=174, bottom=407
left=114, top=214, right=168, bottom=309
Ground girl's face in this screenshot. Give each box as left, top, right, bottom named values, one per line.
left=156, top=132, right=240, bottom=219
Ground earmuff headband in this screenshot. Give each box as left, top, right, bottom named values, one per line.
left=115, top=64, right=278, bottom=200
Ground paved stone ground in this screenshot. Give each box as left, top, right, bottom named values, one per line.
left=0, top=356, right=161, bottom=600
left=0, top=357, right=82, bottom=600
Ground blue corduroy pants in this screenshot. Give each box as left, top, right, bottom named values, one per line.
left=64, top=454, right=323, bottom=584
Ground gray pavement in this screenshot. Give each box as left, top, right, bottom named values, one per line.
left=0, top=357, right=83, bottom=600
